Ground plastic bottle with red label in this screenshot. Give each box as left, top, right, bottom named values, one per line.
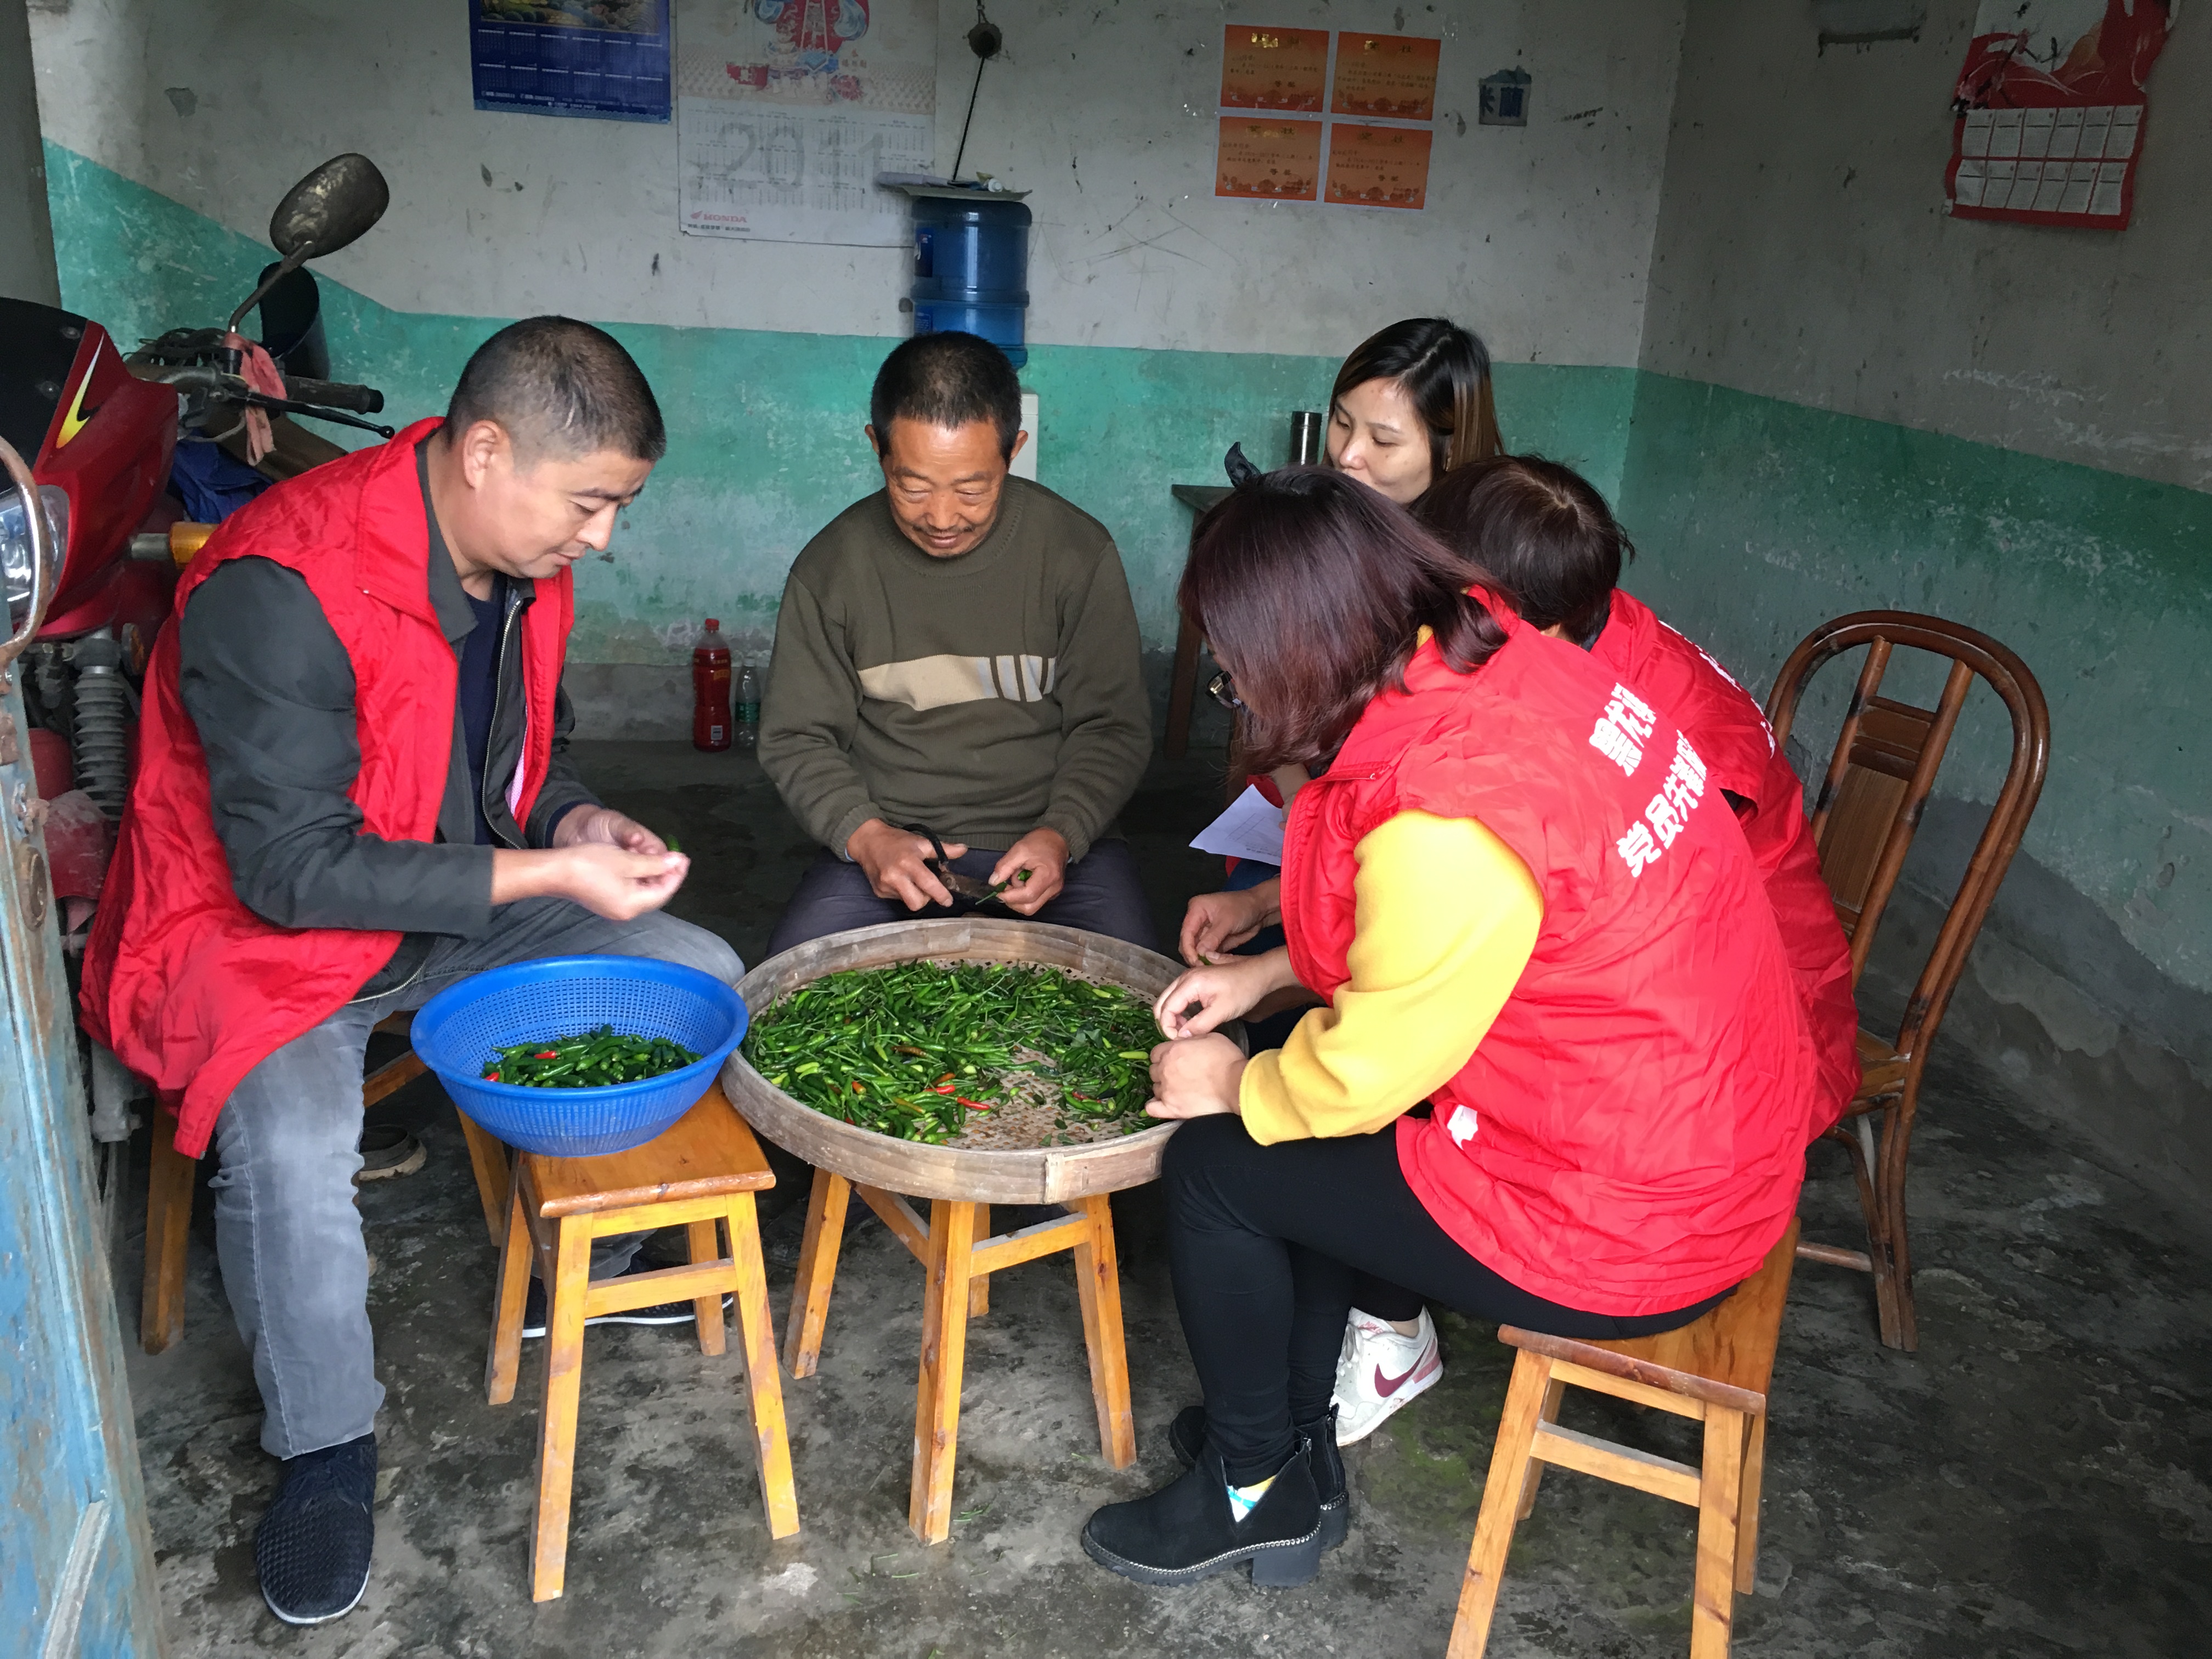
left=692, top=618, right=732, bottom=752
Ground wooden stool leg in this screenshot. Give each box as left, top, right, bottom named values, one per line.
left=455, top=1109, right=512, bottom=1250
left=1690, top=1404, right=1747, bottom=1659
left=1070, top=1194, right=1136, bottom=1469
left=528, top=1216, right=594, bottom=1602
left=783, top=1169, right=849, bottom=1378
left=968, top=1204, right=990, bottom=1318
left=726, top=1193, right=800, bottom=1539
left=486, top=1177, right=534, bottom=1406
left=141, top=1121, right=196, bottom=1355
left=909, top=1199, right=977, bottom=1544
left=1447, top=1351, right=1555, bottom=1659
left=1734, top=1412, right=1768, bottom=1596
left=688, top=1218, right=727, bottom=1356
left=1514, top=1375, right=1567, bottom=1520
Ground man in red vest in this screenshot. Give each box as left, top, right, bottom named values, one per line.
left=81, top=318, right=738, bottom=1626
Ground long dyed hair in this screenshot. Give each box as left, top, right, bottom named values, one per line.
left=1180, top=469, right=1510, bottom=771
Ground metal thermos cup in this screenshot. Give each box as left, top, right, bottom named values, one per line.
left=1289, top=410, right=1324, bottom=466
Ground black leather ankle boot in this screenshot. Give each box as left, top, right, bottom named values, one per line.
left=1082, top=1441, right=1322, bottom=1587
left=1169, top=1403, right=1349, bottom=1549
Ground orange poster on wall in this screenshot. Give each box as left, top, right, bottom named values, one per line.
left=1216, top=116, right=1323, bottom=200
left=1330, top=32, right=1440, bottom=121
left=1324, top=122, right=1432, bottom=209
left=1220, top=25, right=1331, bottom=112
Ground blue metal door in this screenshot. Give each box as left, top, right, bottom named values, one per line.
left=1, top=446, right=164, bottom=1654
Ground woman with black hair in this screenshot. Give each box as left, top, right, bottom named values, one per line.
left=1080, top=471, right=1816, bottom=1590
left=1325, top=316, right=1503, bottom=504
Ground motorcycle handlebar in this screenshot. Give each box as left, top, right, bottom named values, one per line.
left=281, top=377, right=385, bottom=415
left=139, top=364, right=385, bottom=415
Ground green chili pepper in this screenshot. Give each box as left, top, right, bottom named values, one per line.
left=482, top=1026, right=701, bottom=1088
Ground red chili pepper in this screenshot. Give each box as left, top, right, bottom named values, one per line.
left=932, top=1083, right=957, bottom=1095
left=958, top=1097, right=989, bottom=1110
left=486, top=1072, right=501, bottom=1082
left=536, top=1051, right=557, bottom=1059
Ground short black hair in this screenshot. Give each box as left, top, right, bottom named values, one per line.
left=870, top=332, right=1021, bottom=461
left=1413, top=455, right=1635, bottom=645
left=445, top=315, right=666, bottom=464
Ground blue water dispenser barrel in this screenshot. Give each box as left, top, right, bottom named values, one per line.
left=910, top=195, right=1032, bottom=368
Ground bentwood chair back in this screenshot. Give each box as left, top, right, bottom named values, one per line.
left=1764, top=611, right=2049, bottom=1350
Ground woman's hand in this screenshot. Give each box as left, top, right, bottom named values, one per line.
left=1145, top=1034, right=1246, bottom=1120
left=1178, top=878, right=1282, bottom=966
left=1153, top=947, right=1298, bottom=1039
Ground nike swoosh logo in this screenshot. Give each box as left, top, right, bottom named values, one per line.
left=1374, top=1355, right=1430, bottom=1398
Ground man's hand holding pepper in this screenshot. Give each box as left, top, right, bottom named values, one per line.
left=987, top=827, right=1068, bottom=915
left=490, top=806, right=689, bottom=921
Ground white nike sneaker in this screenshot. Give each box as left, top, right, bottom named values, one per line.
left=1331, top=1307, right=1443, bottom=1444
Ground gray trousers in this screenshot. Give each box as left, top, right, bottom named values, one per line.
left=208, top=899, right=744, bottom=1458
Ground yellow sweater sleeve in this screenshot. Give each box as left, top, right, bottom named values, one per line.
left=1239, top=810, right=1542, bottom=1144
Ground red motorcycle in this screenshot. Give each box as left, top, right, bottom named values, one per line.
left=1, top=154, right=393, bottom=933
left=3, top=156, right=394, bottom=1203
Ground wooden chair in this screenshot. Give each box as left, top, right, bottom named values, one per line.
left=781, top=1170, right=1136, bottom=1543
left=139, top=1012, right=511, bottom=1353
left=1766, top=612, right=2049, bottom=1351
left=1449, top=1221, right=1800, bottom=1659
left=486, top=1084, right=798, bottom=1601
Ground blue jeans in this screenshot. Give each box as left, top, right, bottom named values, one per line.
left=207, top=900, right=743, bottom=1458
left=765, top=839, right=1160, bottom=957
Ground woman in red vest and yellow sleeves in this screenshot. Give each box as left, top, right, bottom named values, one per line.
left=1080, top=470, right=1819, bottom=1590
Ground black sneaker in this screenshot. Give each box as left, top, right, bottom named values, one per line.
left=255, top=1434, right=376, bottom=1626
left=1170, top=1403, right=1350, bottom=1550
left=1081, top=1441, right=1322, bottom=1588
left=520, top=1262, right=732, bottom=1340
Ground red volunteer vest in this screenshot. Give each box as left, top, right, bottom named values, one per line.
left=80, top=419, right=573, bottom=1156
left=1593, top=592, right=1858, bottom=1133
left=1281, top=603, right=1814, bottom=1315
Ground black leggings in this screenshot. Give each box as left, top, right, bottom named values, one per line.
left=1163, top=1114, right=1729, bottom=1483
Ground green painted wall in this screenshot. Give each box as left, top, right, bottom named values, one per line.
left=41, top=142, right=1633, bottom=661
left=1616, top=371, right=2212, bottom=996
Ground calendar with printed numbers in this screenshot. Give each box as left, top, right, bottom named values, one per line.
left=1944, top=0, right=2171, bottom=232
left=1948, top=103, right=2144, bottom=228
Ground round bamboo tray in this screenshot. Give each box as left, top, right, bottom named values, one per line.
left=723, top=918, right=1229, bottom=1205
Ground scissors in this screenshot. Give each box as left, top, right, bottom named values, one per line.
left=902, top=824, right=1030, bottom=905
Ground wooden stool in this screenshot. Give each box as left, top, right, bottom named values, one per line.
left=138, top=1013, right=514, bottom=1353
left=1448, top=1220, right=1801, bottom=1659
left=485, top=1085, right=798, bottom=1601
left=782, top=1169, right=1136, bottom=1543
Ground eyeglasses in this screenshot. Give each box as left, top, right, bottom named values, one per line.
left=1206, top=669, right=1243, bottom=711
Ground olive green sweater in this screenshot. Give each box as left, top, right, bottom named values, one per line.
left=758, top=478, right=1151, bottom=863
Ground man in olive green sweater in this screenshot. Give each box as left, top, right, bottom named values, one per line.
left=759, top=332, right=1156, bottom=956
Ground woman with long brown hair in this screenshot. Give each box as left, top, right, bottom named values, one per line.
left=1080, top=470, right=1815, bottom=1590
left=1324, top=316, right=1503, bottom=504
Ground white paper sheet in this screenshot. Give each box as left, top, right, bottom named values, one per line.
left=1190, top=785, right=1286, bottom=864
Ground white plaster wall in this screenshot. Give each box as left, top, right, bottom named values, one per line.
left=1641, top=0, right=2212, bottom=492
left=29, top=0, right=1686, bottom=366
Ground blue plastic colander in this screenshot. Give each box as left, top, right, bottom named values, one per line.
left=411, top=955, right=749, bottom=1158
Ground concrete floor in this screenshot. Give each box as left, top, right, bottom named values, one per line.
left=123, top=744, right=2211, bottom=1657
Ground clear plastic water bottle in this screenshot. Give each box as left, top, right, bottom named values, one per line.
left=735, top=656, right=761, bottom=752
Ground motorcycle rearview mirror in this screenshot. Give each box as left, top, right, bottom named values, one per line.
left=227, top=155, right=390, bottom=334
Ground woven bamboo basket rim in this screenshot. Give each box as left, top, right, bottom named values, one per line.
left=721, top=918, right=1237, bottom=1205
